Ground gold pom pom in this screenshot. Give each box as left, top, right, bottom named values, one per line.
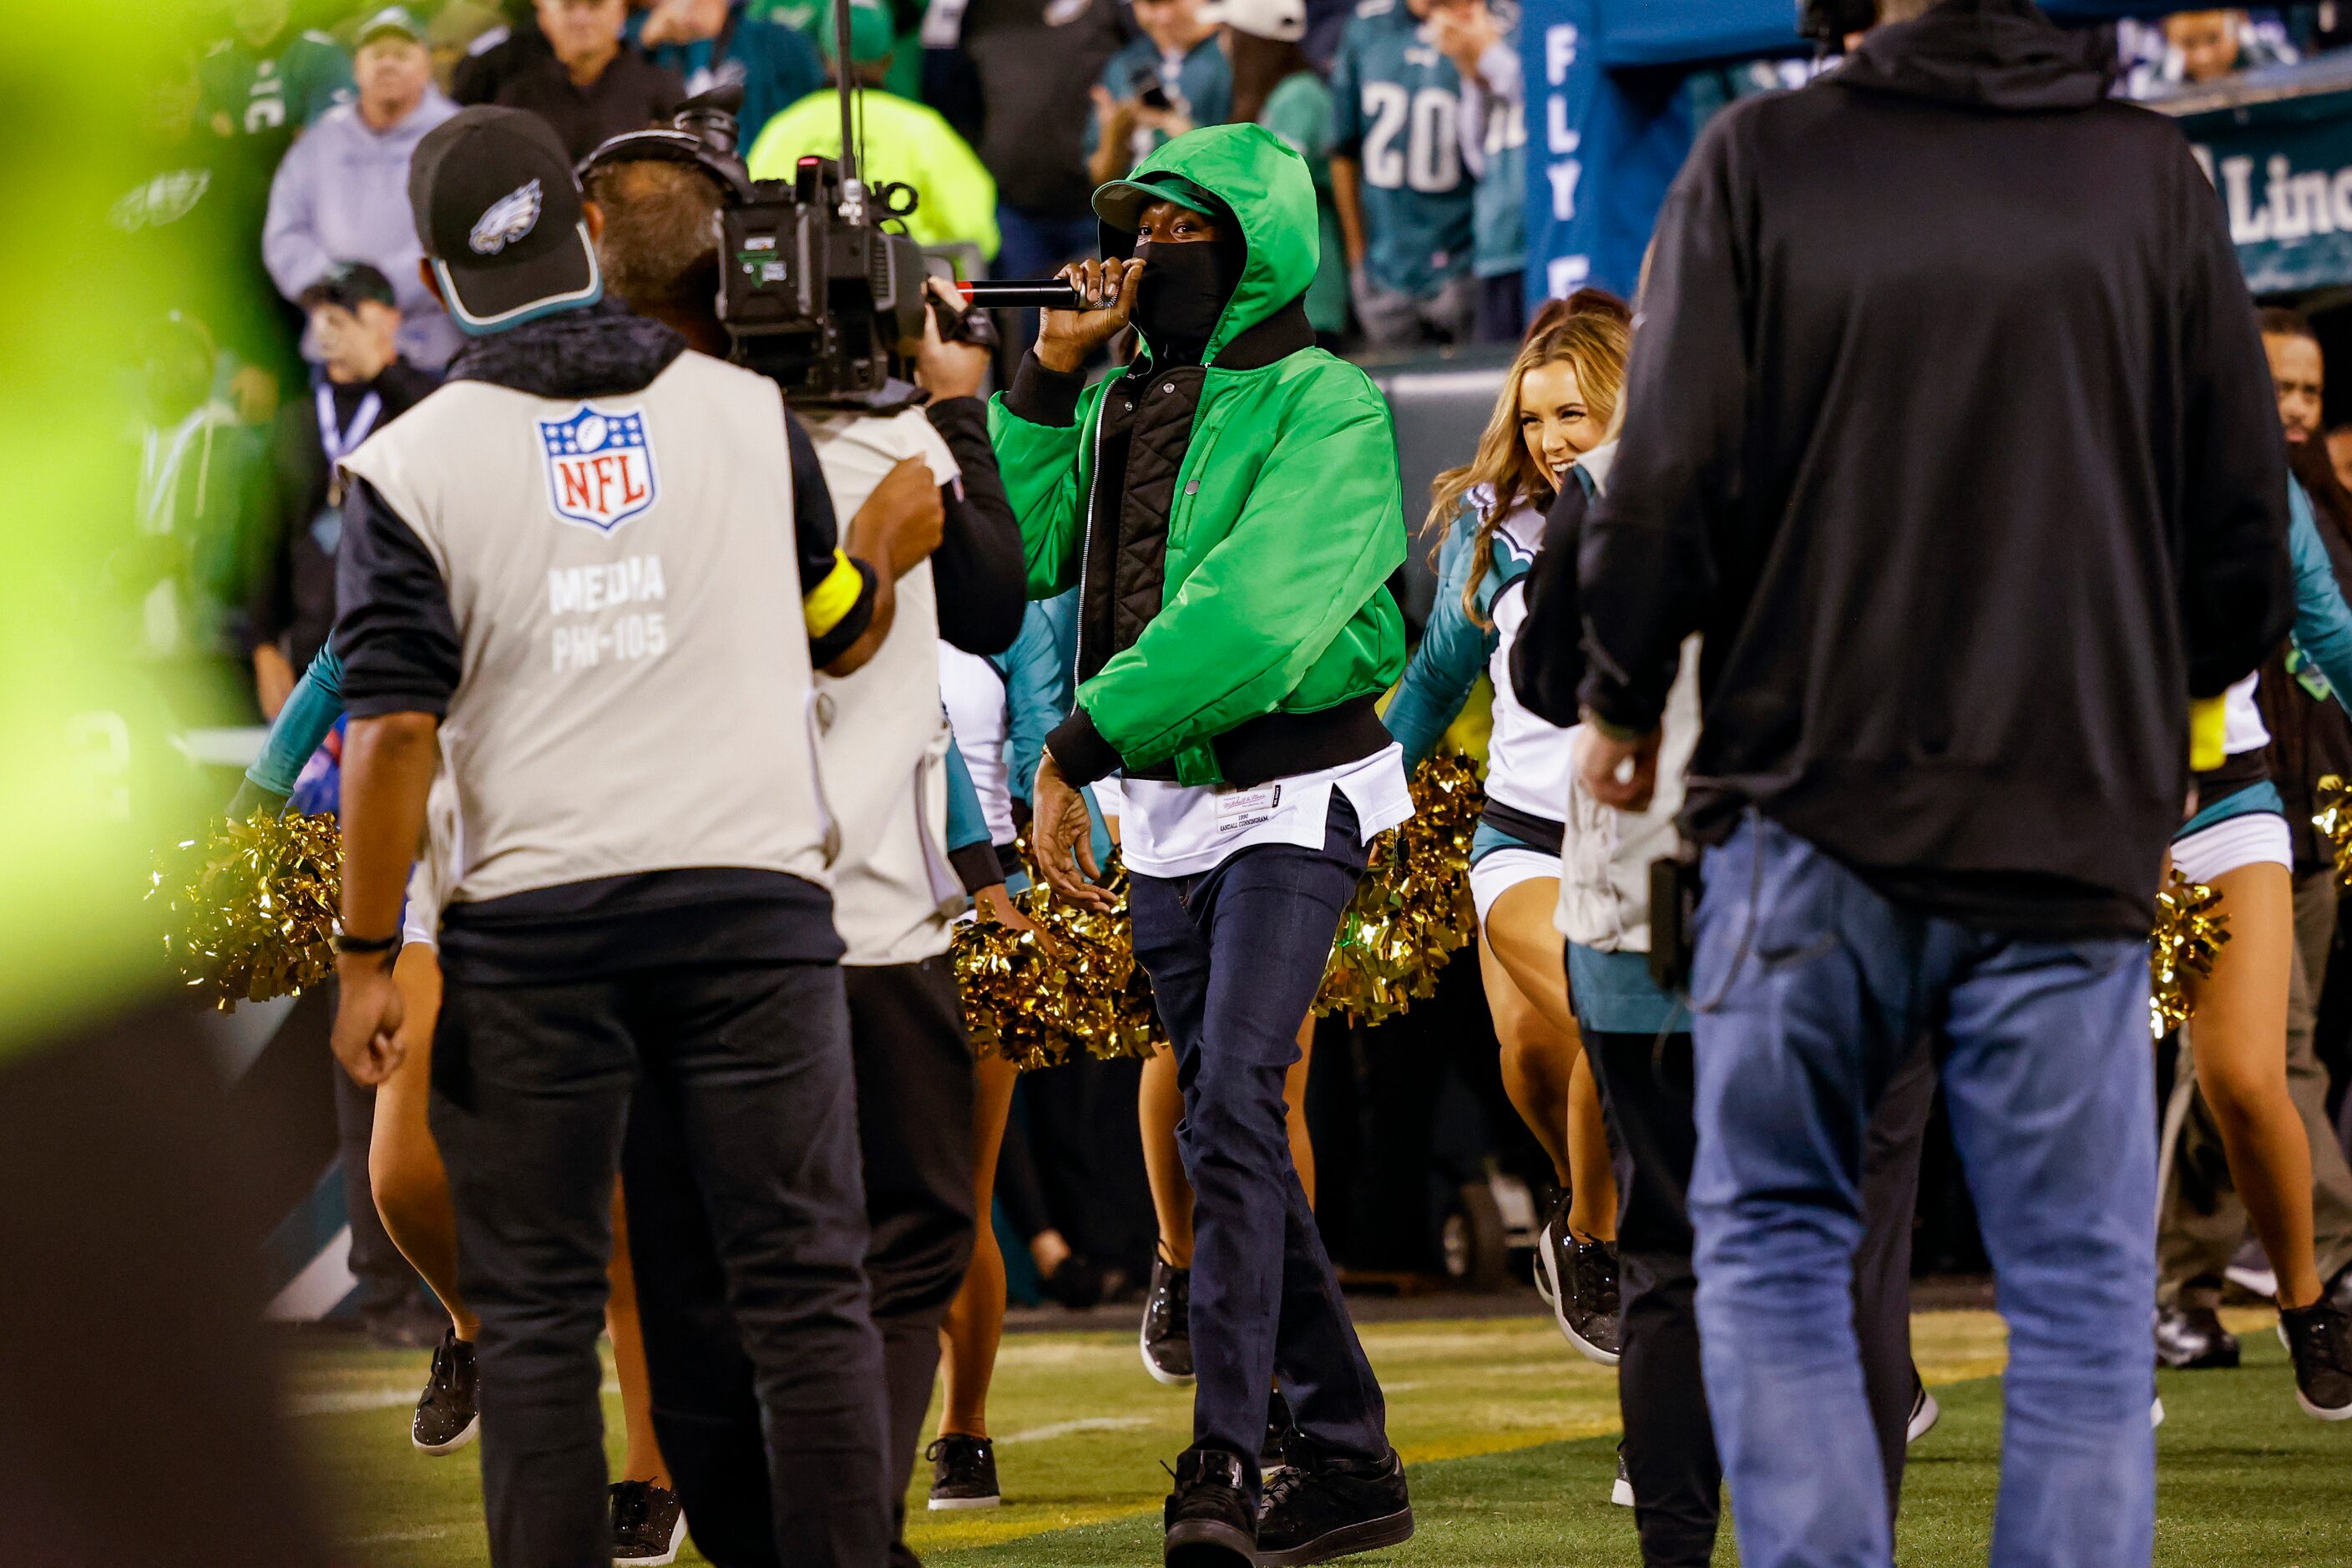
left=151, top=812, right=343, bottom=1009
left=950, top=846, right=1163, bottom=1070
left=2315, top=774, right=2352, bottom=888
left=2148, top=868, right=2229, bottom=1040
left=1314, top=751, right=1486, bottom=1026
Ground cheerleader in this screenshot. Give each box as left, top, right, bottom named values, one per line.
left=2172, top=474, right=2352, bottom=1419
left=1380, top=309, right=1628, bottom=1364
left=930, top=596, right=1121, bottom=1509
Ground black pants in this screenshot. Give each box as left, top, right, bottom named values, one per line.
left=432, top=960, right=891, bottom=1568
left=1582, top=1024, right=1932, bottom=1566
left=844, top=959, right=979, bottom=1568
left=1129, top=798, right=1386, bottom=1483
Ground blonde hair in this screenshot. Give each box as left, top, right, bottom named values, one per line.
left=1424, top=312, right=1631, bottom=624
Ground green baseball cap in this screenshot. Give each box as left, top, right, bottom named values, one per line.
left=354, top=4, right=427, bottom=46
left=818, top=0, right=896, bottom=66
left=1092, top=169, right=1219, bottom=233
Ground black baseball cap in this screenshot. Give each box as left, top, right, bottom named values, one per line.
left=409, top=106, right=602, bottom=336
left=299, top=260, right=398, bottom=313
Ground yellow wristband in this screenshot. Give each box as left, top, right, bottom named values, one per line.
left=803, top=549, right=864, bottom=640
left=2188, top=695, right=2228, bottom=774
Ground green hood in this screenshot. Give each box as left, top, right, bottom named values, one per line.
left=1094, top=122, right=1320, bottom=366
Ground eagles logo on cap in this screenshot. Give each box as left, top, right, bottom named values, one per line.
left=410, top=107, right=601, bottom=336
left=470, top=180, right=544, bottom=256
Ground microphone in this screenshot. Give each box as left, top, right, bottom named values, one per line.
left=954, top=280, right=1114, bottom=311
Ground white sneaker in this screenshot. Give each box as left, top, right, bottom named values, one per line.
left=1905, top=1378, right=1940, bottom=1444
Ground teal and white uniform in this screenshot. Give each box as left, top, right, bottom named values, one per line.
left=1329, top=0, right=1476, bottom=299
left=1383, top=483, right=1569, bottom=922
left=2172, top=479, right=2352, bottom=882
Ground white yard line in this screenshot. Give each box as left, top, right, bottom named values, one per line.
left=995, top=1414, right=1156, bottom=1446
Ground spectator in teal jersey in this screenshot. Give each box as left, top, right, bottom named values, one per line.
left=1430, top=0, right=1524, bottom=341
left=1215, top=0, right=1348, bottom=342
left=1330, top=0, right=1476, bottom=346
left=636, top=0, right=826, bottom=145
left=198, top=0, right=354, bottom=143
left=1087, top=0, right=1231, bottom=186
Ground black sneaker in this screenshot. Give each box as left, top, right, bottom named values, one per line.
left=411, top=1328, right=478, bottom=1456
left=1905, top=1371, right=1940, bottom=1444
left=2155, top=1302, right=2241, bottom=1369
left=1254, top=1437, right=1414, bottom=1568
left=2279, top=1300, right=2352, bottom=1421
left=609, top=1479, right=686, bottom=1565
left=1262, top=1389, right=1296, bottom=1479
left=1164, top=1446, right=1256, bottom=1568
left=1041, top=1251, right=1108, bottom=1310
left=1533, top=1196, right=1621, bottom=1365
left=926, top=1434, right=1002, bottom=1510
left=1142, top=1254, right=1195, bottom=1386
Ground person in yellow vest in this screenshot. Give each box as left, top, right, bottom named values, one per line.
left=744, top=0, right=1000, bottom=262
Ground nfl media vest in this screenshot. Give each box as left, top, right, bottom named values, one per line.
left=340, top=350, right=837, bottom=908
left=805, top=408, right=963, bottom=967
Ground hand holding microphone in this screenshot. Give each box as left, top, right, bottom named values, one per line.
left=1030, top=256, right=1144, bottom=374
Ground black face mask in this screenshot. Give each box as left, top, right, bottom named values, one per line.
left=1131, top=239, right=1237, bottom=348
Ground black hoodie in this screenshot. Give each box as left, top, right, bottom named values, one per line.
left=1568, top=0, right=2293, bottom=936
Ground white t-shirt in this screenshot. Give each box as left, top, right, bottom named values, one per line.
left=1117, top=742, right=1415, bottom=879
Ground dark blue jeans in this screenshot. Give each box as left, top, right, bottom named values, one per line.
left=1130, top=798, right=1388, bottom=1488
left=1690, top=817, right=2156, bottom=1568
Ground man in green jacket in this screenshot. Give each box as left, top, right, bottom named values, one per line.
left=992, top=122, right=1414, bottom=1568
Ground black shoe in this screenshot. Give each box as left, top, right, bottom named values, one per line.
left=609, top=1479, right=686, bottom=1565
left=1141, top=1254, right=1195, bottom=1385
left=1163, top=1446, right=1256, bottom=1568
left=410, top=1328, right=478, bottom=1456
left=2279, top=1300, right=2352, bottom=1421
left=1041, top=1251, right=1108, bottom=1310
left=1533, top=1196, right=1621, bottom=1366
left=1254, top=1438, right=1414, bottom=1568
left=1905, top=1372, right=1940, bottom=1444
left=1262, top=1389, right=1296, bottom=1479
left=2154, top=1302, right=2241, bottom=1369
left=926, top=1434, right=1002, bottom=1510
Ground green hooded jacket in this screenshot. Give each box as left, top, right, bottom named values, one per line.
left=989, top=123, right=1406, bottom=791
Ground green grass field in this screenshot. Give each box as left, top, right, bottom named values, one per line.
left=302, top=1307, right=2349, bottom=1566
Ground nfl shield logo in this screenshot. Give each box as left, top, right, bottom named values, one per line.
left=539, top=404, right=660, bottom=534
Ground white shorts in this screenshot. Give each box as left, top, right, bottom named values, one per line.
left=1469, top=847, right=1559, bottom=925
left=2169, top=812, right=2290, bottom=885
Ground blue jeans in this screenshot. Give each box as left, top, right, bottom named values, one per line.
left=1689, top=817, right=2156, bottom=1568
left=1129, top=798, right=1387, bottom=1488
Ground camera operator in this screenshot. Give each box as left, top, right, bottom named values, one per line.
left=581, top=129, right=1027, bottom=1568
left=328, top=105, right=945, bottom=1568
